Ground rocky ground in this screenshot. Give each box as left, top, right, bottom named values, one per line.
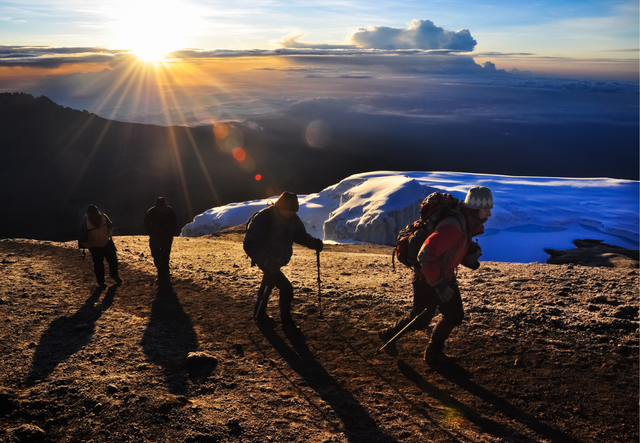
left=0, top=232, right=638, bottom=443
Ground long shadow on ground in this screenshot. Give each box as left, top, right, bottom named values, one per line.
left=257, top=322, right=397, bottom=443
left=398, top=360, right=584, bottom=443
left=142, top=281, right=199, bottom=395
left=26, top=284, right=118, bottom=385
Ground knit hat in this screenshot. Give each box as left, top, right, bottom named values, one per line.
left=274, top=192, right=299, bottom=212
left=155, top=197, right=167, bottom=208
left=87, top=204, right=99, bottom=215
left=464, top=186, right=493, bottom=210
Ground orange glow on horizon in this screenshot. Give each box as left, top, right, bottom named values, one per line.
left=0, top=63, right=112, bottom=79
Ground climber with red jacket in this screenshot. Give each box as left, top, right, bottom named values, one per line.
left=380, top=186, right=493, bottom=364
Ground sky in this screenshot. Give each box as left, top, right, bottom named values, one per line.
left=180, top=171, right=640, bottom=264
left=0, top=1, right=638, bottom=182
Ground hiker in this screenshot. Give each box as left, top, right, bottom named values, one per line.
left=79, top=204, right=122, bottom=287
left=143, top=197, right=177, bottom=281
left=380, top=186, right=493, bottom=364
left=243, top=192, right=324, bottom=328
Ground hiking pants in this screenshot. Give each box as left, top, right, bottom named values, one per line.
left=428, top=282, right=464, bottom=352
left=256, top=269, right=294, bottom=317
left=149, top=235, right=173, bottom=276
left=89, top=240, right=119, bottom=284
left=389, top=273, right=464, bottom=350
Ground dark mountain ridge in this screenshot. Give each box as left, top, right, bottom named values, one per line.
left=0, top=93, right=385, bottom=240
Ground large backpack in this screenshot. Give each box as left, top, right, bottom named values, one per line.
left=244, top=206, right=274, bottom=266
left=393, top=192, right=463, bottom=270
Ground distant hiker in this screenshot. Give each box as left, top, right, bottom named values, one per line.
left=244, top=192, right=324, bottom=328
left=79, top=204, right=122, bottom=287
left=380, top=186, right=493, bottom=364
left=144, top=197, right=177, bottom=281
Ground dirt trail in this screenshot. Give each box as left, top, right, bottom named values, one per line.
left=0, top=235, right=638, bottom=443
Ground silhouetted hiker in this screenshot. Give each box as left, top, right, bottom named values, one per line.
left=244, top=192, right=324, bottom=328
left=380, top=186, right=493, bottom=364
left=144, top=197, right=177, bottom=282
left=79, top=204, right=122, bottom=287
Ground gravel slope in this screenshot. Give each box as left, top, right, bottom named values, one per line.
left=0, top=235, right=638, bottom=443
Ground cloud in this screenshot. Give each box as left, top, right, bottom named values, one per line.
left=276, top=34, right=357, bottom=50
left=0, top=45, right=128, bottom=67
left=348, top=19, right=477, bottom=51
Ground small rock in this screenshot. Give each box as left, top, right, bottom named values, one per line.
left=10, top=424, right=46, bottom=442
left=93, top=403, right=103, bottom=413
left=187, top=351, right=217, bottom=366
left=381, top=283, right=389, bottom=287
left=107, top=384, right=119, bottom=395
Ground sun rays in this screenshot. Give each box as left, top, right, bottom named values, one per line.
left=60, top=55, right=264, bottom=218
left=107, top=0, right=197, bottom=63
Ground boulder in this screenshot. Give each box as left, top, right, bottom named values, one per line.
left=545, top=239, right=639, bottom=268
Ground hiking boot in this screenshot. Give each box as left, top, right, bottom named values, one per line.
left=281, top=313, right=299, bottom=330
left=424, top=347, right=451, bottom=364
left=254, top=311, right=272, bottom=323
left=378, top=328, right=399, bottom=357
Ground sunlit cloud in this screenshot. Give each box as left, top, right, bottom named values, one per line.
left=348, top=19, right=477, bottom=51
left=276, top=33, right=357, bottom=50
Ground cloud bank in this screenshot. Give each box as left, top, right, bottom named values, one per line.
left=0, top=45, right=128, bottom=68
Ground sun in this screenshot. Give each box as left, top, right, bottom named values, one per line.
left=109, top=0, right=193, bottom=62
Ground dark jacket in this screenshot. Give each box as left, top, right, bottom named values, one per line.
left=243, top=206, right=316, bottom=269
left=79, top=212, right=113, bottom=249
left=144, top=206, right=177, bottom=237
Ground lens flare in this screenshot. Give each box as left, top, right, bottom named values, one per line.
left=214, top=123, right=228, bottom=139
left=214, top=123, right=243, bottom=153
left=232, top=147, right=246, bottom=162
left=304, top=119, right=332, bottom=148
left=255, top=174, right=262, bottom=181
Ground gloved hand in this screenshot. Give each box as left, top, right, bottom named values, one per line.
left=259, top=257, right=281, bottom=275
left=461, top=242, right=482, bottom=270
left=314, top=238, right=324, bottom=253
left=434, top=282, right=454, bottom=303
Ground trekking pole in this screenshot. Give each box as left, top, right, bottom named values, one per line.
left=316, top=250, right=322, bottom=315
left=378, top=306, right=435, bottom=354
left=254, top=282, right=272, bottom=322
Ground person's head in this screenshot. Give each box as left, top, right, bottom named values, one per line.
left=274, top=192, right=299, bottom=219
left=155, top=197, right=168, bottom=210
left=86, top=204, right=101, bottom=225
left=464, top=186, right=493, bottom=222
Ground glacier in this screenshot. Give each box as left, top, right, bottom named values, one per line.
left=181, top=171, right=639, bottom=263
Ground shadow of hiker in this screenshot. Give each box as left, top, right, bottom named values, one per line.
left=397, top=359, right=584, bottom=443
left=142, top=281, right=199, bottom=395
left=257, top=323, right=397, bottom=443
left=26, top=284, right=118, bottom=385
